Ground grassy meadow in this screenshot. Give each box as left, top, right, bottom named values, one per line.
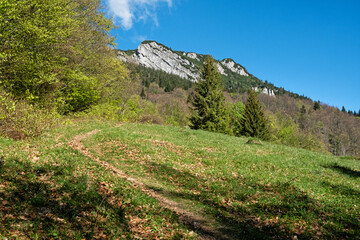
left=0, top=120, right=359, bottom=239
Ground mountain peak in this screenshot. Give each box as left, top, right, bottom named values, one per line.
left=117, top=41, right=278, bottom=96
left=117, top=41, right=250, bottom=80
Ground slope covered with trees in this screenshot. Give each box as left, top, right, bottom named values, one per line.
left=0, top=0, right=131, bottom=138
left=0, top=0, right=128, bottom=113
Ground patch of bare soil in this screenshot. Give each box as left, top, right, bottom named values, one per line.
left=68, top=130, right=233, bottom=240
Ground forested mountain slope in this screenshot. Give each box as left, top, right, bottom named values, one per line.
left=117, top=41, right=305, bottom=98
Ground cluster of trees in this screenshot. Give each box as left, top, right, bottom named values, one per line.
left=0, top=0, right=129, bottom=114
left=141, top=56, right=359, bottom=157
left=125, top=63, right=193, bottom=92
left=256, top=94, right=360, bottom=156
left=189, top=56, right=269, bottom=140
left=342, top=106, right=360, bottom=117
left=0, top=0, right=133, bottom=138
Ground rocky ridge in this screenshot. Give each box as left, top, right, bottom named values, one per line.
left=117, top=41, right=275, bottom=96
left=118, top=41, right=249, bottom=80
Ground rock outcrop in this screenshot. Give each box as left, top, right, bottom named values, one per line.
left=118, top=41, right=250, bottom=81
left=117, top=41, right=276, bottom=97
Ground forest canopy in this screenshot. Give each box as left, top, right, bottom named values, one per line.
left=0, top=0, right=128, bottom=113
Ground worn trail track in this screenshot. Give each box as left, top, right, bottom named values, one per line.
left=68, top=129, right=232, bottom=240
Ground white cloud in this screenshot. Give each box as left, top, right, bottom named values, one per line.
left=107, top=0, right=173, bottom=30
left=132, top=35, right=148, bottom=43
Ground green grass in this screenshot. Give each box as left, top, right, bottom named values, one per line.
left=0, top=120, right=193, bottom=239
left=83, top=123, right=360, bottom=239
left=1, top=120, right=359, bottom=239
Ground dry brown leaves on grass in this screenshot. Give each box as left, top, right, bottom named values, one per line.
left=149, top=139, right=184, bottom=155
left=100, top=140, right=142, bottom=161
left=69, top=129, right=234, bottom=240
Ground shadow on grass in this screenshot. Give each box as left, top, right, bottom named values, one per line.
left=0, top=157, right=128, bottom=239
left=145, top=162, right=360, bottom=240
left=324, top=163, right=360, bottom=178
left=321, top=181, right=360, bottom=199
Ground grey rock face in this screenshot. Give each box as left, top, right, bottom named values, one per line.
left=253, top=87, right=275, bottom=97
left=117, top=41, right=275, bottom=97
left=187, top=52, right=200, bottom=61
left=117, top=41, right=250, bottom=81
left=220, top=59, right=249, bottom=76
left=216, top=63, right=228, bottom=76
left=122, top=41, right=198, bottom=81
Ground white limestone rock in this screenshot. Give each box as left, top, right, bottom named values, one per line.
left=221, top=59, right=249, bottom=76
left=131, top=42, right=198, bottom=81
left=187, top=52, right=200, bottom=61
left=216, top=63, right=228, bottom=76
left=117, top=51, right=129, bottom=62
left=253, top=87, right=275, bottom=97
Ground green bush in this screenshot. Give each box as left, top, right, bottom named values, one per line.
left=56, top=70, right=100, bottom=114
left=78, top=102, right=122, bottom=121
left=120, top=95, right=159, bottom=122
left=81, top=95, right=161, bottom=124
left=230, top=101, right=245, bottom=136
left=0, top=91, right=58, bottom=139
left=269, top=113, right=326, bottom=152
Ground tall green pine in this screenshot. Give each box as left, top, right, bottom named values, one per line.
left=240, top=90, right=269, bottom=140
left=189, top=55, right=229, bottom=133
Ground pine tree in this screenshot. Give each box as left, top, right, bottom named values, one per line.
left=299, top=105, right=307, bottom=130
left=189, top=55, right=230, bottom=133
left=240, top=90, right=269, bottom=140
left=313, top=101, right=321, bottom=111
left=140, top=88, right=146, bottom=99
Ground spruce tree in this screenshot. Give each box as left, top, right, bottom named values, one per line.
left=299, top=105, right=307, bottom=130
left=313, top=101, right=321, bottom=111
left=189, top=55, right=229, bottom=133
left=240, top=90, right=269, bottom=140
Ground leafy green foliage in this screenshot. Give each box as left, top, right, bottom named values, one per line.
left=189, top=56, right=230, bottom=133
left=269, top=112, right=326, bottom=152
left=56, top=70, right=100, bottom=114
left=230, top=101, right=245, bottom=136
left=240, top=90, right=269, bottom=140
left=0, top=0, right=126, bottom=113
left=0, top=90, right=58, bottom=139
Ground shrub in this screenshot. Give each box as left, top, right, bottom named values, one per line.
left=81, top=95, right=161, bottom=124
left=0, top=91, right=58, bottom=139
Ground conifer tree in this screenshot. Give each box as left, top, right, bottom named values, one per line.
left=299, top=105, right=307, bottom=130
left=313, top=101, right=321, bottom=111
left=240, top=90, right=269, bottom=140
left=189, top=55, right=229, bottom=133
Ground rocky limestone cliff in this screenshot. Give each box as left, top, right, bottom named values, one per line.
left=253, top=87, right=275, bottom=97
left=118, top=41, right=250, bottom=81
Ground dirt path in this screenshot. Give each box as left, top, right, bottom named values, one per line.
left=68, top=130, right=232, bottom=240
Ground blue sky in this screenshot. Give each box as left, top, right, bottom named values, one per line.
left=104, top=0, right=360, bottom=112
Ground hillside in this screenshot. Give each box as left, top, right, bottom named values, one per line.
left=117, top=41, right=304, bottom=97
left=1, top=120, right=359, bottom=239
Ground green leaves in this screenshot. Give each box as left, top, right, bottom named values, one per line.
left=0, top=0, right=125, bottom=114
